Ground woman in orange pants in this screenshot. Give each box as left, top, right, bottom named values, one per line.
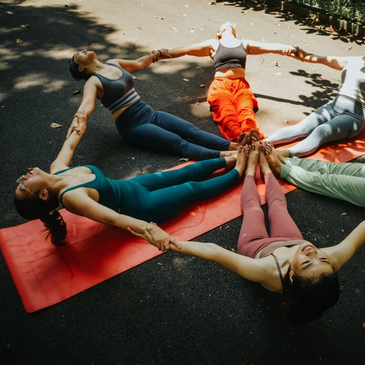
left=161, top=22, right=300, bottom=142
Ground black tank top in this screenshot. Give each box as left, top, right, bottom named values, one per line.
left=214, top=42, right=247, bottom=72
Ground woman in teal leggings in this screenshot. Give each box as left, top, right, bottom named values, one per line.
left=14, top=111, right=247, bottom=248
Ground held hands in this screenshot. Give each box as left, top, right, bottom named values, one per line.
left=288, top=46, right=313, bottom=61
left=127, top=222, right=181, bottom=251
left=151, top=48, right=171, bottom=62
left=66, top=109, right=87, bottom=139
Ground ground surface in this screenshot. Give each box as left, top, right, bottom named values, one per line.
left=0, top=0, right=364, bottom=364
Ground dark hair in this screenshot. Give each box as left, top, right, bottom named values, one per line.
left=284, top=271, right=340, bottom=324
left=14, top=193, right=67, bottom=246
left=69, top=57, right=91, bottom=81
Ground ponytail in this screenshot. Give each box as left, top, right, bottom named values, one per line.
left=14, top=193, right=67, bottom=246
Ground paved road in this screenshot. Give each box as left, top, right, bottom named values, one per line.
left=1, top=0, right=364, bottom=364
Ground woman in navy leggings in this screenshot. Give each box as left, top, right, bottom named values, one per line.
left=67, top=49, right=249, bottom=160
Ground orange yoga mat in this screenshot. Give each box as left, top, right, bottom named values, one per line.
left=1, top=129, right=365, bottom=313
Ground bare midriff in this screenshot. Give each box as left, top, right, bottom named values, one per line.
left=214, top=67, right=246, bottom=79
left=112, top=99, right=140, bottom=122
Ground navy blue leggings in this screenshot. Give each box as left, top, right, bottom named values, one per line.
left=117, top=158, right=239, bottom=223
left=115, top=100, right=231, bottom=160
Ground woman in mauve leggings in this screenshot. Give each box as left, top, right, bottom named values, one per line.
left=141, top=142, right=365, bottom=323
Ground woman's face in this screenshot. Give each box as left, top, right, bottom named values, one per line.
left=72, top=50, right=97, bottom=67
left=291, top=243, right=334, bottom=280
left=15, top=167, right=44, bottom=200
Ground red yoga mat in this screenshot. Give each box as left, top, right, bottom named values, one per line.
left=1, top=129, right=365, bottom=312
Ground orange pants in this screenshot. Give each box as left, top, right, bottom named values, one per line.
left=207, top=78, right=263, bottom=141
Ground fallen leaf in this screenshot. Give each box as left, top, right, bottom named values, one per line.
left=50, top=123, right=63, bottom=129
left=362, top=322, right=365, bottom=328
left=157, top=262, right=163, bottom=266
left=16, top=39, right=23, bottom=44
left=342, top=212, right=347, bottom=215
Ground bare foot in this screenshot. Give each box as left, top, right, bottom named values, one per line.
left=220, top=150, right=237, bottom=158
left=249, top=129, right=261, bottom=143
left=276, top=149, right=290, bottom=158
left=265, top=142, right=284, bottom=177
left=258, top=144, right=271, bottom=176
left=237, top=132, right=251, bottom=146
left=245, top=142, right=260, bottom=176
left=234, top=145, right=250, bottom=178
left=224, top=153, right=237, bottom=170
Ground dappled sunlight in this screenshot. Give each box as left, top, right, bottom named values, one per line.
left=14, top=74, right=67, bottom=93
left=43, top=48, right=79, bottom=60
left=190, top=101, right=211, bottom=118
left=155, top=62, right=197, bottom=75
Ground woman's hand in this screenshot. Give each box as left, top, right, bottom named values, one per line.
left=66, top=110, right=87, bottom=139
left=290, top=46, right=313, bottom=61
left=127, top=222, right=181, bottom=251
left=151, top=48, right=171, bottom=62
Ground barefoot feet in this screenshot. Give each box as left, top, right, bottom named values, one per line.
left=234, top=146, right=250, bottom=178
left=245, top=142, right=260, bottom=176
left=264, top=142, right=284, bottom=177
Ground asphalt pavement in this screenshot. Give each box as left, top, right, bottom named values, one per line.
left=0, top=0, right=364, bottom=364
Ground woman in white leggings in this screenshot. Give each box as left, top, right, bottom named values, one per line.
left=266, top=51, right=365, bottom=157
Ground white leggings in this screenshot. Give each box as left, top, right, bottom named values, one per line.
left=267, top=95, right=365, bottom=157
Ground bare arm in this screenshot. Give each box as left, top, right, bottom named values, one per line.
left=109, top=48, right=170, bottom=73
left=299, top=52, right=350, bottom=71
left=66, top=78, right=98, bottom=139
left=323, top=221, right=365, bottom=270
left=243, top=40, right=297, bottom=56
left=166, top=240, right=274, bottom=286
left=164, top=39, right=217, bottom=59
left=62, top=191, right=179, bottom=250
left=50, top=111, right=87, bottom=173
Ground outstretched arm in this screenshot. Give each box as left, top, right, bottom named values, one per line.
left=66, top=78, right=98, bottom=139
left=165, top=240, right=273, bottom=285
left=323, top=221, right=365, bottom=270
left=298, top=51, right=350, bottom=70
left=243, top=40, right=297, bottom=56
left=163, top=39, right=217, bottom=59
left=62, top=191, right=180, bottom=250
left=51, top=110, right=87, bottom=173
left=109, top=48, right=170, bottom=73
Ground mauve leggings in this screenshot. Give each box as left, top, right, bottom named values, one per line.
left=237, top=172, right=303, bottom=258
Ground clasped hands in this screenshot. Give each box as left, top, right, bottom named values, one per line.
left=151, top=48, right=171, bottom=62
left=66, top=109, right=87, bottom=139
left=127, top=222, right=181, bottom=252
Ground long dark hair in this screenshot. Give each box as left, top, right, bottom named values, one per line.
left=69, top=57, right=92, bottom=81
left=283, top=269, right=340, bottom=323
left=14, top=193, right=67, bottom=246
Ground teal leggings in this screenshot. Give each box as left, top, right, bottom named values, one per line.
left=118, top=158, right=239, bottom=222
left=281, top=157, right=365, bottom=206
